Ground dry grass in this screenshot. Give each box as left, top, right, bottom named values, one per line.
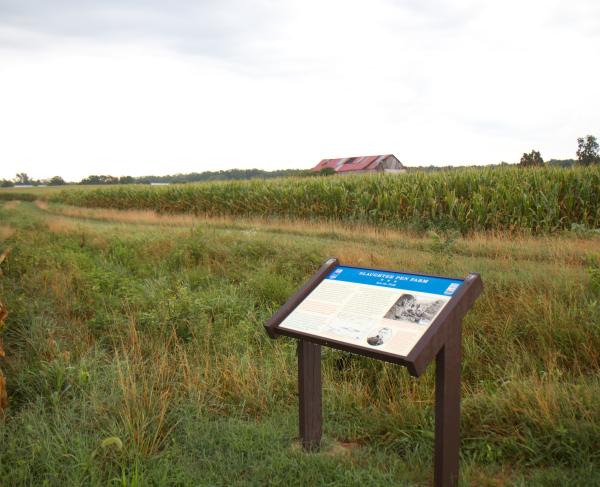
left=115, top=318, right=179, bottom=456
left=2, top=201, right=20, bottom=210
left=0, top=226, right=15, bottom=243
left=41, top=204, right=600, bottom=267
left=45, top=217, right=81, bottom=234
left=49, top=206, right=197, bottom=226
left=46, top=204, right=420, bottom=240
left=34, top=200, right=48, bottom=210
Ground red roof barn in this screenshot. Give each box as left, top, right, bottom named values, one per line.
left=311, top=154, right=406, bottom=174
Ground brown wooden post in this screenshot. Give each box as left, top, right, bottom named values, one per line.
left=434, top=324, right=462, bottom=487
left=298, top=339, right=322, bottom=451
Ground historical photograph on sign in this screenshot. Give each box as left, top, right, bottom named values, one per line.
left=366, top=327, right=392, bottom=346
left=384, top=294, right=446, bottom=325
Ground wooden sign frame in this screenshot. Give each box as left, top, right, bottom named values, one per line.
left=264, top=258, right=483, bottom=487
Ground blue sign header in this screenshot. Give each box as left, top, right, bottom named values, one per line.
left=326, top=266, right=463, bottom=296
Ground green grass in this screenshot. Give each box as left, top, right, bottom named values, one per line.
left=0, top=201, right=599, bottom=485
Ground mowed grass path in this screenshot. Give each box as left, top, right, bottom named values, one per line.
left=0, top=201, right=599, bottom=486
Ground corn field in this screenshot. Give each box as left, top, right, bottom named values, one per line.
left=50, top=166, right=600, bottom=233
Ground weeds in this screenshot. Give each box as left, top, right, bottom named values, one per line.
left=587, top=255, right=600, bottom=295
left=0, top=201, right=599, bottom=484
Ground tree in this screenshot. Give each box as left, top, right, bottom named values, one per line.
left=519, top=150, right=544, bottom=167
left=14, top=172, right=30, bottom=185
left=80, top=175, right=119, bottom=185
left=48, top=176, right=66, bottom=186
left=576, top=135, right=600, bottom=165
left=80, top=175, right=101, bottom=185
left=0, top=179, right=14, bottom=188
left=118, top=176, right=135, bottom=184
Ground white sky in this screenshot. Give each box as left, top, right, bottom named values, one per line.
left=1, top=0, right=599, bottom=180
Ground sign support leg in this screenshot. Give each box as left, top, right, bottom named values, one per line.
left=434, top=326, right=462, bottom=487
left=298, top=339, right=322, bottom=451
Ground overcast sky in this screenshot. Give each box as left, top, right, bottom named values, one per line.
left=1, top=0, right=599, bottom=180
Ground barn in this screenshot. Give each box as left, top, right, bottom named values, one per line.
left=311, top=154, right=406, bottom=175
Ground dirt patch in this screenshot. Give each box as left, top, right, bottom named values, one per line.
left=290, top=439, right=360, bottom=458
left=323, top=441, right=361, bottom=458
left=2, top=200, right=20, bottom=210
left=0, top=225, right=15, bottom=242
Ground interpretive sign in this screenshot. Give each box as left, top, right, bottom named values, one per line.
left=278, top=265, right=462, bottom=360
left=265, top=258, right=483, bottom=487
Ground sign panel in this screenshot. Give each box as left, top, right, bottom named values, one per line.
left=267, top=259, right=483, bottom=486
left=278, top=266, right=463, bottom=358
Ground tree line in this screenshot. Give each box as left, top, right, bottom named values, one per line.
left=0, top=173, right=68, bottom=188
left=0, top=168, right=311, bottom=187
left=2, top=135, right=598, bottom=187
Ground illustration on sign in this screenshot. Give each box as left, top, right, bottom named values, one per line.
left=384, top=294, right=446, bottom=325
left=278, top=266, right=463, bottom=358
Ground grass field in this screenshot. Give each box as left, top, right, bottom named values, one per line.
left=1, top=199, right=599, bottom=485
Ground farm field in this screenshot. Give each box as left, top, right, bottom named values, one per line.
left=0, top=197, right=599, bottom=485
left=2, top=165, right=600, bottom=234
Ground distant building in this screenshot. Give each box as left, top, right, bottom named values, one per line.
left=311, top=154, right=406, bottom=175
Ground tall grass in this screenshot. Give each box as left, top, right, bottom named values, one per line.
left=48, top=166, right=600, bottom=233
left=1, top=201, right=599, bottom=484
